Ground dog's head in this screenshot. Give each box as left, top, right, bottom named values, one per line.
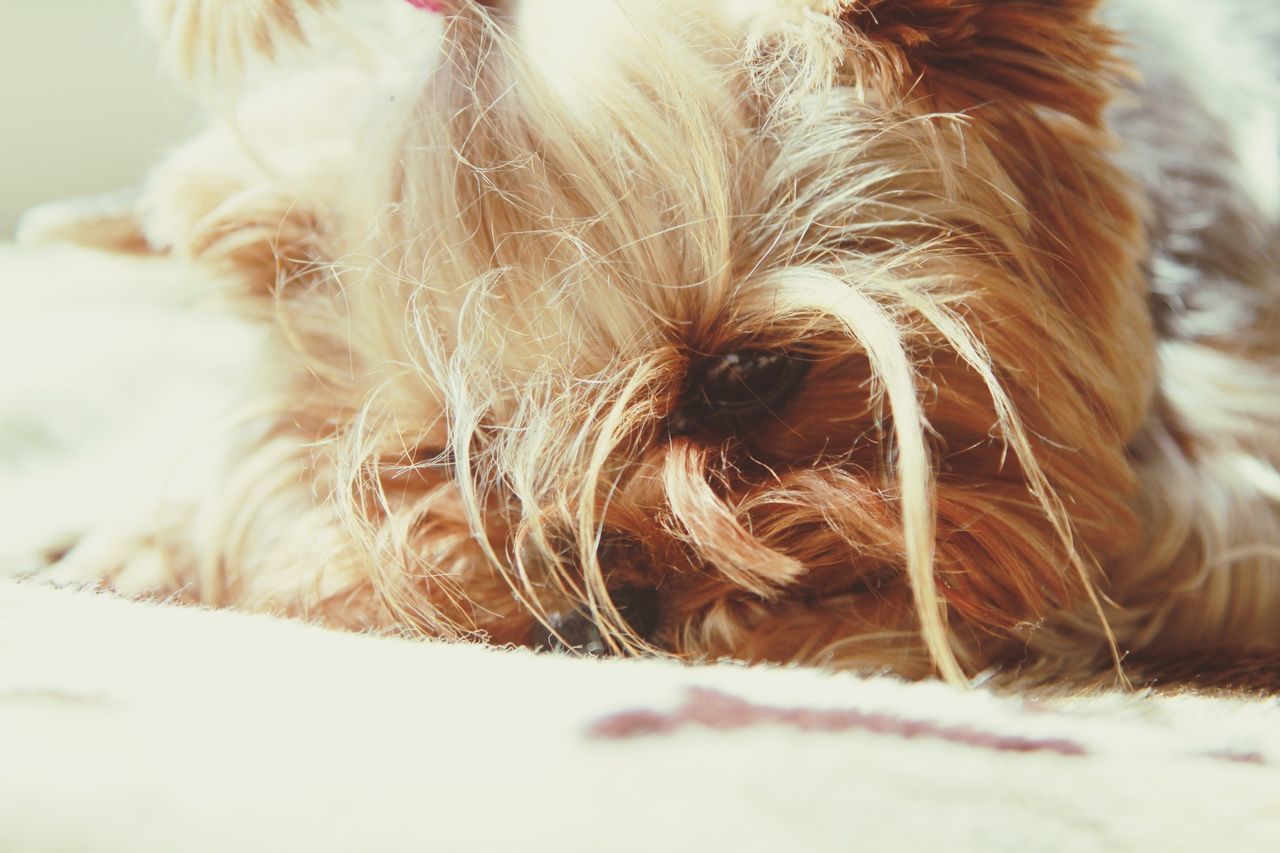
left=145, top=0, right=1156, bottom=681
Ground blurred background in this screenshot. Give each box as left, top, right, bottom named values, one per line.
left=0, top=0, right=198, bottom=237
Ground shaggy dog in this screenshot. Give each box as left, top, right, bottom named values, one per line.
left=24, top=0, right=1280, bottom=686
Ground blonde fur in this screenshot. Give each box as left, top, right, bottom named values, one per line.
left=141, top=0, right=334, bottom=84
left=38, top=0, right=1280, bottom=687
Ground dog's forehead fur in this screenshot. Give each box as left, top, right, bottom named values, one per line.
left=408, top=2, right=792, bottom=343
left=398, top=2, right=1088, bottom=373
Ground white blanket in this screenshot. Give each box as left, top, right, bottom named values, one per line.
left=2, top=579, right=1278, bottom=853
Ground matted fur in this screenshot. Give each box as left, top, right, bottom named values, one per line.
left=36, top=0, right=1280, bottom=687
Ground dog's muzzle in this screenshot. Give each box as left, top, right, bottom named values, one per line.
left=529, top=586, right=662, bottom=655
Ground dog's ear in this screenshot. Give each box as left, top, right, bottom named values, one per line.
left=831, top=0, right=1120, bottom=124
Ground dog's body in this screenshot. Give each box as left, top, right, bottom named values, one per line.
left=14, top=0, right=1280, bottom=686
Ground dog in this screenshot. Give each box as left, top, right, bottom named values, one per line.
left=21, top=0, right=1280, bottom=688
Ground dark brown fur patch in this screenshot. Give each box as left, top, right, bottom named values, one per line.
left=838, top=0, right=1120, bottom=123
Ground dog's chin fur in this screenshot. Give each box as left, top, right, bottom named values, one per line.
left=33, top=0, right=1280, bottom=686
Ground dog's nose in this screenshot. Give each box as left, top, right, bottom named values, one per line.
left=530, top=586, right=662, bottom=655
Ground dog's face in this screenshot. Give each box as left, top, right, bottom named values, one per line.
left=153, top=0, right=1158, bottom=680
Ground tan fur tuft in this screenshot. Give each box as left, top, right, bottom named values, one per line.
left=141, top=0, right=336, bottom=84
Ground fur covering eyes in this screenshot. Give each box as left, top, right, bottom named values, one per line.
left=31, top=0, right=1280, bottom=688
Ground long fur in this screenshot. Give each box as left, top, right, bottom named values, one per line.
left=34, top=0, right=1280, bottom=687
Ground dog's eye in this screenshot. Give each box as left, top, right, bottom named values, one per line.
left=688, top=350, right=809, bottom=418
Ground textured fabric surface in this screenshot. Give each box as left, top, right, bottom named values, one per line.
left=0, top=243, right=262, bottom=578
left=2, top=579, right=1278, bottom=853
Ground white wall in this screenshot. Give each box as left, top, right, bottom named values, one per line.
left=0, top=0, right=198, bottom=237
